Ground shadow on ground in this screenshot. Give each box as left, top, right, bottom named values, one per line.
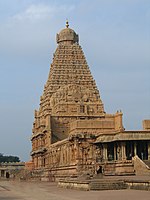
left=0, top=197, right=20, bottom=200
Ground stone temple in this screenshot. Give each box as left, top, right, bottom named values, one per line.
left=30, top=21, right=150, bottom=180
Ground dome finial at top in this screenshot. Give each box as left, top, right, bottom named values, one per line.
left=56, top=21, right=79, bottom=44
left=66, top=19, right=69, bottom=28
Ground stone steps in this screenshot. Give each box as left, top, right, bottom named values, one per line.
left=90, top=180, right=127, bottom=190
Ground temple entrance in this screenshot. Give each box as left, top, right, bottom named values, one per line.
left=137, top=141, right=148, bottom=160
left=96, top=144, right=103, bottom=162
left=107, top=143, right=114, bottom=161
left=97, top=166, right=103, bottom=174
left=6, top=172, right=10, bottom=179
left=126, top=141, right=134, bottom=160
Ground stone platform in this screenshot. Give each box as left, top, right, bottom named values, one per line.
left=58, top=175, right=150, bottom=191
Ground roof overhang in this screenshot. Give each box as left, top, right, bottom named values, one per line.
left=95, top=131, right=150, bottom=143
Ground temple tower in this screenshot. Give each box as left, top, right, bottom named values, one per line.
left=32, top=21, right=104, bottom=145
left=30, top=22, right=150, bottom=178
left=31, top=22, right=123, bottom=172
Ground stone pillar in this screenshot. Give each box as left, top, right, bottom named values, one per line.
left=103, top=144, right=107, bottom=161
left=74, top=140, right=79, bottom=165
left=134, top=141, right=137, bottom=156
left=114, top=143, right=117, bottom=160
left=45, top=115, right=52, bottom=145
left=85, top=105, right=88, bottom=114
left=68, top=145, right=71, bottom=164
left=66, top=145, right=69, bottom=165
left=39, top=137, right=42, bottom=147
left=36, top=156, right=38, bottom=169
left=121, top=142, right=126, bottom=160
left=38, top=156, right=42, bottom=168
left=148, top=142, right=150, bottom=160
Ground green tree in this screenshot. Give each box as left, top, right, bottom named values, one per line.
left=0, top=153, right=20, bottom=163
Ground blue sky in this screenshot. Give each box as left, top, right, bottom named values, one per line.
left=0, top=0, right=150, bottom=161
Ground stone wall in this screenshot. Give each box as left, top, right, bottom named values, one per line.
left=0, top=162, right=25, bottom=179
left=103, top=160, right=135, bottom=176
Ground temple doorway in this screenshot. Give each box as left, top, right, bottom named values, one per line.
left=107, top=143, right=114, bottom=161
left=6, top=172, right=10, bottom=179
left=97, top=166, right=103, bottom=174
left=137, top=141, right=148, bottom=160
left=126, top=141, right=134, bottom=160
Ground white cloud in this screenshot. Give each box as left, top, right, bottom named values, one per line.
left=12, top=4, right=75, bottom=21
left=0, top=3, right=76, bottom=60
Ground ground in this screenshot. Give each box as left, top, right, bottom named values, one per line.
left=0, top=180, right=150, bottom=200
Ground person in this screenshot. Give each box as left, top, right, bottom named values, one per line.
left=141, top=152, right=144, bottom=160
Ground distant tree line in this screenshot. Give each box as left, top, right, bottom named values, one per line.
left=0, top=153, right=20, bottom=163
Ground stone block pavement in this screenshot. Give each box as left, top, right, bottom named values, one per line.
left=0, top=180, right=149, bottom=200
